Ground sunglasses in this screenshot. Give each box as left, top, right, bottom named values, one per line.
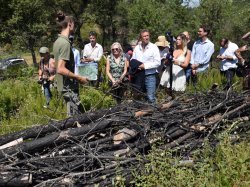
left=112, top=48, right=119, bottom=51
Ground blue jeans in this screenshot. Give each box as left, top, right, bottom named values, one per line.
left=43, top=82, right=52, bottom=106
left=220, top=69, right=236, bottom=90
left=145, top=74, right=157, bottom=103
left=185, top=67, right=192, bottom=84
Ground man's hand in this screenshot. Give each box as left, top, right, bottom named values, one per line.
left=77, top=76, right=89, bottom=84
left=191, top=64, right=199, bottom=70
left=48, top=75, right=55, bottom=82
left=216, top=55, right=225, bottom=60
left=138, top=63, right=145, bottom=70
left=81, top=57, right=93, bottom=63
left=192, top=69, right=197, bottom=75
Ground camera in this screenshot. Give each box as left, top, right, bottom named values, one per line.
left=37, top=78, right=49, bottom=85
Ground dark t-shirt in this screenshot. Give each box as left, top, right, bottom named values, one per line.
left=242, top=45, right=250, bottom=63
left=186, top=40, right=195, bottom=70
left=187, top=40, right=194, bottom=51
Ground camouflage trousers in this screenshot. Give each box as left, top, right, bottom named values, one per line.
left=62, top=90, right=84, bottom=117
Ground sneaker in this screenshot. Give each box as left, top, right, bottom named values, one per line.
left=43, top=105, right=48, bottom=109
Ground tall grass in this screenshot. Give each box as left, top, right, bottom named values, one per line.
left=0, top=78, right=64, bottom=134
left=0, top=77, right=115, bottom=135
left=186, top=67, right=243, bottom=93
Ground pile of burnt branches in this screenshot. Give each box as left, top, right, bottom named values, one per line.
left=0, top=90, right=250, bottom=186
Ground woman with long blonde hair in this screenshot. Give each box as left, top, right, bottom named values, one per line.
left=106, top=42, right=129, bottom=103
left=160, top=33, right=191, bottom=91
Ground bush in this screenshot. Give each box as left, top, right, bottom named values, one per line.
left=80, top=86, right=115, bottom=111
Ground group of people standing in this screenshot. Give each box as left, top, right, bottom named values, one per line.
left=38, top=11, right=249, bottom=117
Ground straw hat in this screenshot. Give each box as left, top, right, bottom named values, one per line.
left=155, top=36, right=170, bottom=47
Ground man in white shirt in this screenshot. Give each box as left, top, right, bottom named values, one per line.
left=217, top=38, right=239, bottom=90
left=131, top=29, right=161, bottom=104
left=81, top=31, right=103, bottom=85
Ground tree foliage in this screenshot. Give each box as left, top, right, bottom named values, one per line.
left=0, top=0, right=249, bottom=63
left=3, top=0, right=55, bottom=65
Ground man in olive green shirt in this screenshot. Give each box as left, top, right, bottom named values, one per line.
left=53, top=12, right=88, bottom=116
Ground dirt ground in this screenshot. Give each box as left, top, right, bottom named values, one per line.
left=22, top=53, right=40, bottom=66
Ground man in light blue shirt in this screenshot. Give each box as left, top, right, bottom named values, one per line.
left=190, top=25, right=214, bottom=74
left=69, top=35, right=81, bottom=75
left=131, top=29, right=161, bottom=103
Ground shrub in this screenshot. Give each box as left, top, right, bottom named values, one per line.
left=133, top=138, right=250, bottom=187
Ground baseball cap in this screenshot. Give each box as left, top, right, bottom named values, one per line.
left=39, top=47, right=49, bottom=54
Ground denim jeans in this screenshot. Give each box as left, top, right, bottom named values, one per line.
left=185, top=67, right=192, bottom=84
left=43, top=82, right=52, bottom=106
left=145, top=74, right=157, bottom=104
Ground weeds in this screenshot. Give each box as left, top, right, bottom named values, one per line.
left=0, top=77, right=114, bottom=135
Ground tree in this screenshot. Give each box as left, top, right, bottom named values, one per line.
left=127, top=0, right=169, bottom=41
left=197, top=0, right=233, bottom=41
left=0, top=0, right=14, bottom=45
left=52, top=0, right=90, bottom=49
left=87, top=0, right=121, bottom=48
left=6, top=0, right=55, bottom=65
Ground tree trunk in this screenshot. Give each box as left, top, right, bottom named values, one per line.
left=30, top=47, right=37, bottom=67
left=0, top=119, right=111, bottom=159
left=0, top=105, right=123, bottom=146
left=0, top=172, right=32, bottom=187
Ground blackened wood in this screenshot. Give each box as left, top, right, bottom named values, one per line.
left=164, top=132, right=195, bottom=149
left=0, top=105, right=123, bottom=146
left=0, top=119, right=111, bottom=160
left=166, top=129, right=187, bottom=140
left=0, top=172, right=32, bottom=187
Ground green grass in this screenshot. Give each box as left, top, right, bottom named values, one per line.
left=186, top=67, right=243, bottom=93
left=0, top=76, right=115, bottom=135
left=132, top=138, right=250, bottom=187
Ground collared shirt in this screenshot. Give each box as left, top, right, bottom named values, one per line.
left=219, top=42, right=238, bottom=71
left=190, top=38, right=214, bottom=72
left=131, top=42, right=161, bottom=75
left=82, top=43, right=103, bottom=63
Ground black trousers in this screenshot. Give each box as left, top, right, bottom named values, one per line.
left=220, top=68, right=236, bottom=90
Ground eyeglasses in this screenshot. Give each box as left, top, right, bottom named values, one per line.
left=112, top=48, right=119, bottom=52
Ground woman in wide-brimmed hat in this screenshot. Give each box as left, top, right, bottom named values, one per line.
left=155, top=36, right=170, bottom=86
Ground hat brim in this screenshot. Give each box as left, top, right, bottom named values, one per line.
left=155, top=41, right=169, bottom=47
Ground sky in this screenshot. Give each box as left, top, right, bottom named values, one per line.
left=184, top=0, right=200, bottom=7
